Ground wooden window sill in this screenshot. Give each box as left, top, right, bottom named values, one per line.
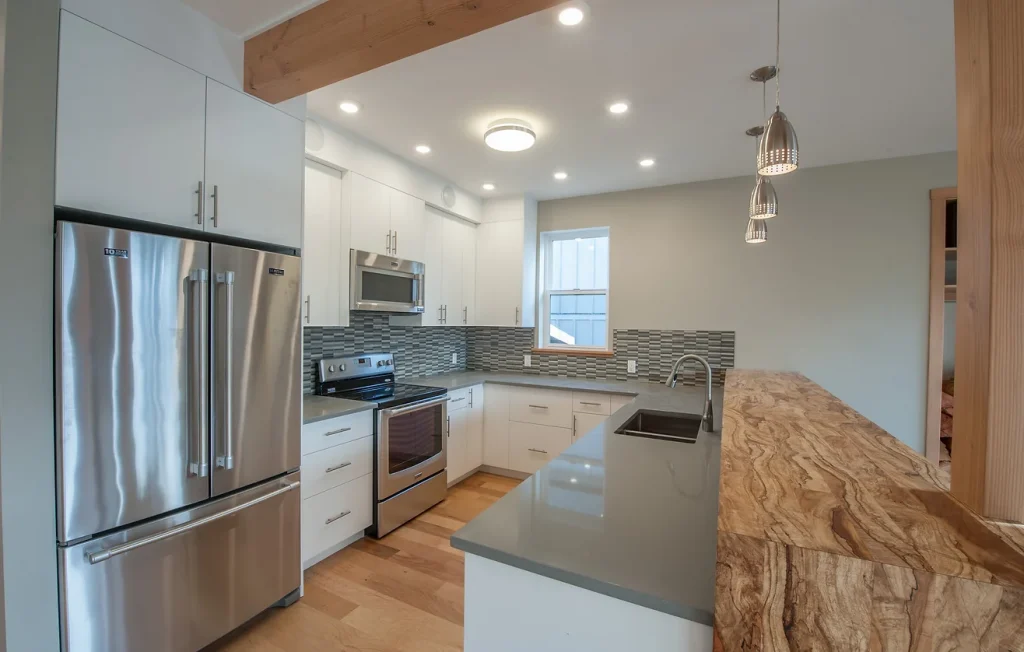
left=531, top=348, right=614, bottom=358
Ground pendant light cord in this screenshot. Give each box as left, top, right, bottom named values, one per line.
left=775, top=0, right=781, bottom=106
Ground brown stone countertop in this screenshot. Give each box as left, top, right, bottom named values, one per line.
left=714, top=370, right=1024, bottom=650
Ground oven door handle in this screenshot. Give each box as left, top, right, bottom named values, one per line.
left=380, top=394, right=449, bottom=418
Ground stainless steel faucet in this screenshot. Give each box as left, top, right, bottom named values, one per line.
left=665, top=354, right=715, bottom=432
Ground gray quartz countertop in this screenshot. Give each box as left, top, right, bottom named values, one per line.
left=435, top=372, right=723, bottom=626
left=402, top=370, right=684, bottom=397
left=302, top=395, right=376, bottom=425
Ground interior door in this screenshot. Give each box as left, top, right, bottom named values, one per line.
left=211, top=244, right=302, bottom=496
left=302, top=160, right=343, bottom=326
left=204, top=79, right=304, bottom=248
left=55, top=12, right=206, bottom=231
left=55, top=222, right=210, bottom=543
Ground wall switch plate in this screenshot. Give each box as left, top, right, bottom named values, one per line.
left=452, top=353, right=458, bottom=365
left=524, top=354, right=532, bottom=368
left=627, top=359, right=637, bottom=374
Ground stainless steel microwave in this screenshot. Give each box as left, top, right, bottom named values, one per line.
left=350, top=249, right=425, bottom=313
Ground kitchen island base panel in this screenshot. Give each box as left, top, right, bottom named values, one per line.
left=464, top=554, right=713, bottom=652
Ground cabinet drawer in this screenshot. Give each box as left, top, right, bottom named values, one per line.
left=447, top=386, right=474, bottom=413
left=572, top=392, right=610, bottom=415
left=301, top=474, right=372, bottom=565
left=301, top=435, right=373, bottom=500
left=509, top=387, right=573, bottom=428
left=508, top=422, right=572, bottom=475
left=302, top=410, right=374, bottom=456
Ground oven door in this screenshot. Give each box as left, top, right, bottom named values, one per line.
left=377, top=395, right=447, bottom=499
left=350, top=250, right=425, bottom=313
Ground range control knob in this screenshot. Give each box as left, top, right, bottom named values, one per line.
left=377, top=360, right=385, bottom=367
left=386, top=360, right=393, bottom=366
left=328, top=365, right=335, bottom=373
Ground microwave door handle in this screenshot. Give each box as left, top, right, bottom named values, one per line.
left=189, top=269, right=210, bottom=478
left=216, top=271, right=235, bottom=471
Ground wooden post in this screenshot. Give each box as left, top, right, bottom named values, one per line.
left=952, top=0, right=1024, bottom=522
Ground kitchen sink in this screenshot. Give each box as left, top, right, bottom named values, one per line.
left=615, top=410, right=702, bottom=443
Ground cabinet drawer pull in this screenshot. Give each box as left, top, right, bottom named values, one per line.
left=580, top=401, right=603, bottom=406
left=325, top=510, right=351, bottom=525
left=528, top=404, right=549, bottom=410
left=323, top=427, right=352, bottom=437
left=325, top=461, right=352, bottom=473
left=449, top=397, right=466, bottom=403
left=527, top=448, right=549, bottom=455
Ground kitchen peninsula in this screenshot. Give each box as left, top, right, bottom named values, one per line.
left=446, top=371, right=1024, bottom=651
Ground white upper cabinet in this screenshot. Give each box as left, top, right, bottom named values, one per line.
left=55, top=11, right=304, bottom=248
left=204, top=80, right=303, bottom=248
left=302, top=160, right=347, bottom=327
left=56, top=11, right=207, bottom=231
left=389, top=191, right=426, bottom=262
left=441, top=216, right=465, bottom=327
left=349, top=173, right=391, bottom=256
left=462, top=221, right=477, bottom=326
left=475, top=199, right=538, bottom=327
left=422, top=207, right=446, bottom=326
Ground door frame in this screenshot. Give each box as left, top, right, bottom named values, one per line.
left=926, top=186, right=957, bottom=465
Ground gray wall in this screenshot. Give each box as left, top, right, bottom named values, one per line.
left=538, top=153, right=957, bottom=452
left=0, top=0, right=60, bottom=649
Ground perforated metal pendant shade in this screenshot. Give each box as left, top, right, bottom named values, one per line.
left=745, top=218, right=767, bottom=244
left=757, top=107, right=799, bottom=175
left=749, top=175, right=778, bottom=219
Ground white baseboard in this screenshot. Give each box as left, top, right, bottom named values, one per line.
left=302, top=530, right=364, bottom=570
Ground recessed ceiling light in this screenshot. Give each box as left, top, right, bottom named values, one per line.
left=608, top=101, right=629, bottom=114
left=558, top=6, right=585, bottom=26
left=639, top=158, right=656, bottom=168
left=339, top=101, right=360, bottom=114
left=415, top=144, right=431, bottom=154
left=482, top=183, right=496, bottom=191
left=484, top=119, right=537, bottom=152
left=554, top=171, right=568, bottom=181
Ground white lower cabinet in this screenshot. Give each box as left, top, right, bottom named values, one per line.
left=483, top=385, right=511, bottom=468
left=508, top=422, right=572, bottom=475
left=448, top=385, right=484, bottom=484
left=300, top=410, right=375, bottom=568
left=573, top=412, right=609, bottom=442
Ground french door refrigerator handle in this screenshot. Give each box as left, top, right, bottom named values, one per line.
left=87, top=479, right=301, bottom=564
left=215, top=271, right=235, bottom=470
left=189, top=269, right=210, bottom=478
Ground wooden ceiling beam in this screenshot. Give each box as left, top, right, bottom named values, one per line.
left=245, top=0, right=567, bottom=105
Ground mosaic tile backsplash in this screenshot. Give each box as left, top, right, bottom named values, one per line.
left=304, top=314, right=735, bottom=394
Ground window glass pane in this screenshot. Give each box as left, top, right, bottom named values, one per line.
left=548, top=292, right=607, bottom=348
left=578, top=238, right=596, bottom=289
left=596, top=237, right=609, bottom=288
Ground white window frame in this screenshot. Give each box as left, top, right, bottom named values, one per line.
left=537, top=227, right=611, bottom=353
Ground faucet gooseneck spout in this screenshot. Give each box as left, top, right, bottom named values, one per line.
left=665, top=354, right=715, bottom=432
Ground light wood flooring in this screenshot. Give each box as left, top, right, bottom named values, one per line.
left=205, top=472, right=522, bottom=652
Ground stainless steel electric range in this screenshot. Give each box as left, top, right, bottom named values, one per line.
left=317, top=353, right=448, bottom=537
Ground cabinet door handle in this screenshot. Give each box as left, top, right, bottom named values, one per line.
left=580, top=401, right=602, bottom=407
left=386, top=231, right=392, bottom=254
left=209, top=185, right=219, bottom=227
left=438, top=306, right=443, bottom=323
left=393, top=231, right=398, bottom=255
left=326, top=461, right=352, bottom=474
left=195, top=181, right=204, bottom=224
left=323, top=427, right=352, bottom=437
left=528, top=448, right=549, bottom=455
left=469, top=389, right=473, bottom=408
left=325, top=510, right=351, bottom=525
left=442, top=305, right=447, bottom=324
left=573, top=415, right=577, bottom=437
left=463, top=306, right=468, bottom=324
left=447, top=416, right=451, bottom=438
left=528, top=404, right=549, bottom=410
left=515, top=307, right=520, bottom=326
left=304, top=295, right=311, bottom=324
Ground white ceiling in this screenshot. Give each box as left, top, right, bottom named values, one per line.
left=193, top=0, right=956, bottom=201
left=183, top=0, right=326, bottom=38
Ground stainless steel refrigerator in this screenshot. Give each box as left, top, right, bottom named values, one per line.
left=54, top=220, right=302, bottom=652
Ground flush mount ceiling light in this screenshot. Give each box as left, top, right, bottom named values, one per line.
left=758, top=0, right=799, bottom=175
left=554, top=171, right=568, bottom=181
left=415, top=144, right=432, bottom=154
left=484, top=119, right=537, bottom=152
left=482, top=183, right=496, bottom=191
left=608, top=101, right=630, bottom=115
left=639, top=158, right=656, bottom=168
left=339, top=101, right=360, bottom=114
left=558, top=6, right=585, bottom=26
left=745, top=218, right=767, bottom=244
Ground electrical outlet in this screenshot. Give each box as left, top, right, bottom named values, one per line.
left=524, top=354, right=532, bottom=368
left=451, top=353, right=458, bottom=365
left=627, top=359, right=637, bottom=374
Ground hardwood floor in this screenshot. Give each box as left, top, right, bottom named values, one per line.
left=204, top=473, right=522, bottom=652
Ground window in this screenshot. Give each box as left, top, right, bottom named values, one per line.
left=538, top=228, right=610, bottom=351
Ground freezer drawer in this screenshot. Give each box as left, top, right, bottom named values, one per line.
left=59, top=473, right=300, bottom=652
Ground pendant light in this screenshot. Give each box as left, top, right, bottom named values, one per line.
left=745, top=217, right=768, bottom=244
left=748, top=68, right=778, bottom=220
left=757, top=0, right=799, bottom=176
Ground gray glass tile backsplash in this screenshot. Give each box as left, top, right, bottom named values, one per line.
left=303, top=313, right=735, bottom=394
